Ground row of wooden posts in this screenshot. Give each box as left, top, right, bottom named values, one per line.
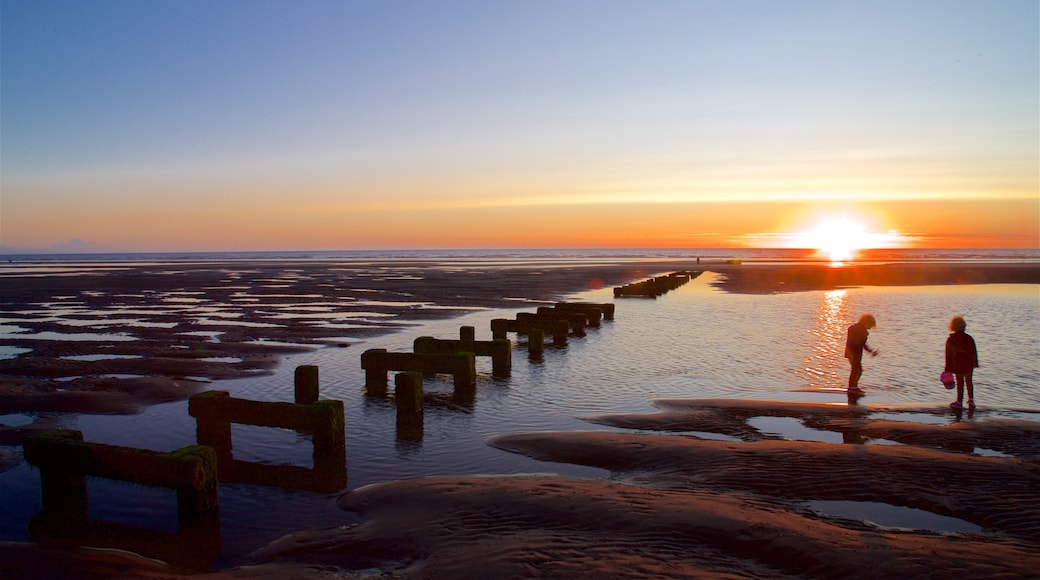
left=19, top=273, right=693, bottom=570
left=363, top=302, right=615, bottom=383
left=21, top=365, right=342, bottom=571
left=361, top=299, right=616, bottom=408
left=614, top=271, right=700, bottom=297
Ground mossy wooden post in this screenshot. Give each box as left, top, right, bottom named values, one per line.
left=528, top=328, right=544, bottom=359
left=170, top=446, right=221, bottom=518
left=294, top=364, right=319, bottom=405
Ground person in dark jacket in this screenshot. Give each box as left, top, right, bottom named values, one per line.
left=945, top=316, right=979, bottom=410
left=844, top=313, right=877, bottom=394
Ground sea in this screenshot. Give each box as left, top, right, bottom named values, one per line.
left=1, top=247, right=1038, bottom=570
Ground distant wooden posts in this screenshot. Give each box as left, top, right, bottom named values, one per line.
left=414, top=326, right=512, bottom=377
left=360, top=300, right=620, bottom=438
left=187, top=366, right=346, bottom=493
left=490, top=301, right=616, bottom=356
left=534, top=308, right=589, bottom=335
left=614, top=271, right=701, bottom=298
left=23, top=429, right=221, bottom=571
left=492, top=317, right=569, bottom=345
left=361, top=348, right=476, bottom=392
left=556, top=301, right=615, bottom=321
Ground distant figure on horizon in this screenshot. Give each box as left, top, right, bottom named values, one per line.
left=945, top=316, right=979, bottom=410
left=845, top=314, right=877, bottom=394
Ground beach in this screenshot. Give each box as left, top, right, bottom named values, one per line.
left=2, top=257, right=1040, bottom=578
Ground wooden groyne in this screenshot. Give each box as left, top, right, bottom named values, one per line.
left=613, top=271, right=701, bottom=298
left=24, top=429, right=219, bottom=518
left=491, top=317, right=569, bottom=345
left=492, top=301, right=617, bottom=355
left=187, top=365, right=345, bottom=492
left=414, top=326, right=512, bottom=377
left=23, top=429, right=222, bottom=571
left=361, top=348, right=477, bottom=393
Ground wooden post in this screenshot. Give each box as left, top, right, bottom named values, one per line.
left=395, top=372, right=424, bottom=416
left=361, top=348, right=390, bottom=393
left=528, top=328, right=544, bottom=359
left=190, top=391, right=233, bottom=466
left=294, top=365, right=319, bottom=405
left=34, top=430, right=88, bottom=519
left=395, top=372, right=424, bottom=442
left=490, top=338, right=511, bottom=377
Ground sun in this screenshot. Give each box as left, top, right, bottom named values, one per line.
left=792, top=216, right=906, bottom=263
left=800, top=217, right=866, bottom=262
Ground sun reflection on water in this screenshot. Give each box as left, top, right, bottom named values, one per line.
left=802, top=289, right=850, bottom=389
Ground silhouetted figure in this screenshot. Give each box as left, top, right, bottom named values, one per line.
left=844, top=314, right=877, bottom=394
left=945, top=316, right=979, bottom=410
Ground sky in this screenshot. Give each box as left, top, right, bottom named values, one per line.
left=1, top=0, right=1037, bottom=252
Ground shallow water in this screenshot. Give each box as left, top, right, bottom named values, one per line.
left=802, top=500, right=984, bottom=534
left=1, top=273, right=1038, bottom=569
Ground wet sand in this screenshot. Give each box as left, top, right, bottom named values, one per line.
left=0, top=259, right=682, bottom=423
left=4, top=259, right=1037, bottom=422
left=4, top=408, right=1039, bottom=578
left=2, top=259, right=1040, bottom=578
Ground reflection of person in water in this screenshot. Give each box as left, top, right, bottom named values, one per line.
left=945, top=316, right=979, bottom=410
left=844, top=314, right=877, bottom=394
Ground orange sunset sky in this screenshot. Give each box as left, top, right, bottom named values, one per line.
left=1, top=1, right=1037, bottom=253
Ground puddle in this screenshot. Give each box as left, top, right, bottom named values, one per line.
left=244, top=339, right=313, bottom=349
left=863, top=438, right=903, bottom=446
left=9, top=331, right=139, bottom=342
left=683, top=431, right=742, bottom=442
left=872, top=412, right=948, bottom=426
left=179, top=331, right=224, bottom=342
left=60, top=354, right=144, bottom=361
left=0, top=413, right=35, bottom=427
left=55, top=318, right=140, bottom=327
left=198, top=357, right=243, bottom=363
left=0, top=345, right=32, bottom=360
left=973, top=448, right=1012, bottom=458
left=126, top=321, right=180, bottom=329
left=804, top=500, right=983, bottom=533
left=748, top=416, right=845, bottom=444
left=192, top=318, right=283, bottom=328
left=0, top=324, right=30, bottom=334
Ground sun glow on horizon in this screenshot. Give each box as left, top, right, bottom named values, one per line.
left=790, top=216, right=910, bottom=262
